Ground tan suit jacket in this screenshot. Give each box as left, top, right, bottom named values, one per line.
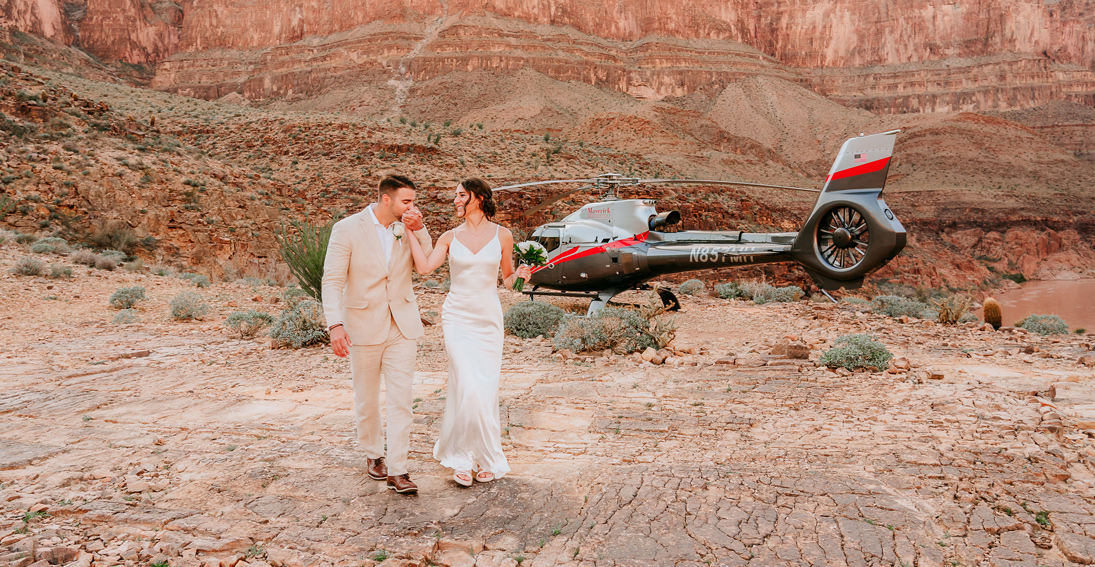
left=322, top=208, right=433, bottom=346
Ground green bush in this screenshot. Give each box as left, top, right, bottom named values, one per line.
left=30, top=236, right=71, bottom=254
left=269, top=299, right=328, bottom=348
left=871, top=294, right=935, bottom=319
left=226, top=310, right=275, bottom=339
left=678, top=279, right=706, bottom=295
left=179, top=272, right=210, bottom=288
left=109, top=286, right=146, bottom=309
left=277, top=215, right=340, bottom=300
left=12, top=256, right=44, bottom=276
left=819, top=334, right=893, bottom=371
left=113, top=309, right=140, bottom=324
left=1016, top=314, right=1068, bottom=336
left=48, top=264, right=73, bottom=279
left=504, top=301, right=566, bottom=338
left=752, top=284, right=803, bottom=304
left=714, top=282, right=749, bottom=299
left=552, top=307, right=656, bottom=354
left=170, top=291, right=208, bottom=321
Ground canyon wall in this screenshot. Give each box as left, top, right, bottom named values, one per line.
left=4, top=0, right=1095, bottom=112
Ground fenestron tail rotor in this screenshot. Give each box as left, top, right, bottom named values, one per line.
left=817, top=205, right=870, bottom=270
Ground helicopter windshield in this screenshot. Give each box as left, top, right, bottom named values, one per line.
left=531, top=227, right=561, bottom=253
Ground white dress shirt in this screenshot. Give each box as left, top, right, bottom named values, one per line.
left=367, top=204, right=396, bottom=265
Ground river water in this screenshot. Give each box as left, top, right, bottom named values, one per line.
left=984, top=279, right=1095, bottom=331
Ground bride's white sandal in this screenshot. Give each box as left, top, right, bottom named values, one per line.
left=474, top=469, right=495, bottom=483
left=453, top=470, right=473, bottom=487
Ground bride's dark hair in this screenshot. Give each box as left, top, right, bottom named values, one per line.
left=461, top=177, right=496, bottom=219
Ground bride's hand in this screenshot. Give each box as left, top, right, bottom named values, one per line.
left=515, top=265, right=532, bottom=281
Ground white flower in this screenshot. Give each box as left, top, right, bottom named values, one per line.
left=517, top=241, right=546, bottom=255
left=392, top=223, right=405, bottom=241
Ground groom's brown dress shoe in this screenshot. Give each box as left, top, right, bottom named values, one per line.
left=387, top=474, right=418, bottom=494
left=367, top=457, right=387, bottom=481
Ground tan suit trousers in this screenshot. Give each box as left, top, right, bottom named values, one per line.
left=349, top=315, right=416, bottom=476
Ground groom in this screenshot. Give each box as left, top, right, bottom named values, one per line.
left=322, top=174, right=432, bottom=494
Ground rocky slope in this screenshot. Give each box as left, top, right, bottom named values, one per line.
left=2, top=58, right=1094, bottom=291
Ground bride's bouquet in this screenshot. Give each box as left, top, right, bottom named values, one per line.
left=513, top=241, right=548, bottom=292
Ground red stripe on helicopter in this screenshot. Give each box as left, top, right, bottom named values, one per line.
left=530, top=231, right=650, bottom=273
left=824, top=157, right=890, bottom=183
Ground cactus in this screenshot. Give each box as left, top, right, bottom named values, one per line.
left=983, top=297, right=1002, bottom=330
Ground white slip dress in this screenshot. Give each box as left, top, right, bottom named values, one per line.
left=433, top=226, right=510, bottom=477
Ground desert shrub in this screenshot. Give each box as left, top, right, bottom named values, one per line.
left=86, top=220, right=139, bottom=254
left=240, top=277, right=275, bottom=287
left=678, top=279, right=706, bottom=295
left=931, top=295, right=975, bottom=325
left=714, top=282, right=749, bottom=300
left=12, top=256, right=44, bottom=276
left=113, top=309, right=140, bottom=324
left=169, top=291, right=209, bottom=321
left=99, top=249, right=127, bottom=261
left=94, top=255, right=118, bottom=270
left=15, top=233, right=37, bottom=245
left=48, top=264, right=73, bottom=279
left=226, top=310, right=275, bottom=339
left=109, top=286, right=146, bottom=309
left=269, top=299, right=328, bottom=347
left=819, top=334, right=893, bottom=371
left=752, top=284, right=804, bottom=304
left=124, top=259, right=144, bottom=272
left=1016, top=314, right=1068, bottom=336
left=277, top=215, right=340, bottom=300
left=871, top=294, right=935, bottom=319
left=282, top=287, right=311, bottom=306
left=70, top=249, right=99, bottom=266
left=30, top=236, right=71, bottom=254
left=178, top=272, right=210, bottom=288
left=504, top=301, right=566, bottom=338
left=552, top=307, right=656, bottom=354
left=843, top=297, right=870, bottom=305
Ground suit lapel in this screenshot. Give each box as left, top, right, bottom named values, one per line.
left=389, top=228, right=402, bottom=272
left=357, top=208, right=389, bottom=276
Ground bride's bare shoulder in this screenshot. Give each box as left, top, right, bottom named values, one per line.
left=437, top=230, right=456, bottom=244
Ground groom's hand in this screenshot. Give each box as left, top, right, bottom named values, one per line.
left=330, top=326, right=351, bottom=358
left=402, top=206, right=425, bottom=231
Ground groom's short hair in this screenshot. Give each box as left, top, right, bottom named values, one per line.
left=378, top=174, right=416, bottom=199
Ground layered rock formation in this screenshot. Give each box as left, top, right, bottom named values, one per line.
left=5, top=0, right=1095, bottom=114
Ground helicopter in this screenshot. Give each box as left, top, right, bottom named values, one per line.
left=493, top=129, right=907, bottom=315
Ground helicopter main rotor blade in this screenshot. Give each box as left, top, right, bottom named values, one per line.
left=634, top=178, right=820, bottom=193
left=518, top=184, right=596, bottom=219
left=492, top=179, right=598, bottom=192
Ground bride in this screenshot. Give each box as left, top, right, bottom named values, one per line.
left=406, top=177, right=531, bottom=486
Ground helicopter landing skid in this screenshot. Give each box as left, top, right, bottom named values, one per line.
left=522, top=286, right=680, bottom=316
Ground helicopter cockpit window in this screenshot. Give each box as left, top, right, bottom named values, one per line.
left=532, top=228, right=561, bottom=253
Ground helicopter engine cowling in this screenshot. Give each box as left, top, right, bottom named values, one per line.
left=791, top=130, right=906, bottom=290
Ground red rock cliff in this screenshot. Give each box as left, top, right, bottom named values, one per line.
left=4, top=0, right=1095, bottom=112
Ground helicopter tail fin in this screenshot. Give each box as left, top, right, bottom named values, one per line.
left=819, top=129, right=899, bottom=194
left=792, top=130, right=906, bottom=290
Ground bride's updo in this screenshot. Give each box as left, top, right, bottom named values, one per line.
left=462, top=177, right=496, bottom=219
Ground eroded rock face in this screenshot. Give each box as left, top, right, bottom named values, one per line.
left=5, top=0, right=1095, bottom=112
